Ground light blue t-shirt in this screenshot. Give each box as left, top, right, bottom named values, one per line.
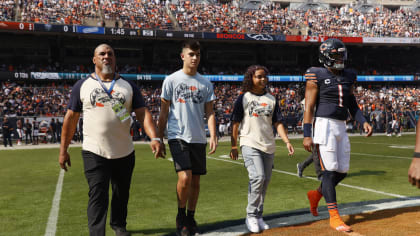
left=161, top=69, right=216, bottom=143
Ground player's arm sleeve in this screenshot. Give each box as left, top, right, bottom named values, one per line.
left=304, top=67, right=318, bottom=83
left=230, top=94, right=244, bottom=123
left=67, top=79, right=85, bottom=112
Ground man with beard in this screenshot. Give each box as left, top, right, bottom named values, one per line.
left=59, top=44, right=164, bottom=236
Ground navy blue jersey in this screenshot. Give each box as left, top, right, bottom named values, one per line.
left=305, top=67, right=357, bottom=120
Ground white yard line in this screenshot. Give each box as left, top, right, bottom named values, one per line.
left=44, top=169, right=65, bottom=236
left=207, top=156, right=408, bottom=198
left=291, top=147, right=412, bottom=160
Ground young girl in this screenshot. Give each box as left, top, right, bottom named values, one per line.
left=230, top=65, right=294, bottom=233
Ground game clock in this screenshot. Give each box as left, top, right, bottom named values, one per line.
left=105, top=27, right=139, bottom=36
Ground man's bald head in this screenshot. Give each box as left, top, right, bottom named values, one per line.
left=94, top=44, right=114, bottom=56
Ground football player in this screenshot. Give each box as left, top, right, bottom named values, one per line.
left=302, top=38, right=373, bottom=232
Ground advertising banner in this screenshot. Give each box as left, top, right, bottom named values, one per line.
left=286, top=35, right=362, bottom=43
left=203, top=32, right=246, bottom=40
left=204, top=75, right=302, bottom=82
left=357, top=75, right=414, bottom=82
left=76, top=26, right=105, bottom=34
left=363, top=37, right=420, bottom=44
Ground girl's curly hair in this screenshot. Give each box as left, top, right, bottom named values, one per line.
left=242, top=65, right=269, bottom=93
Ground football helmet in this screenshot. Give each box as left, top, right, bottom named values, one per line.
left=319, top=38, right=347, bottom=70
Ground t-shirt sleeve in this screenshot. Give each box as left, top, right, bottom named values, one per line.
left=230, top=94, right=244, bottom=122
left=161, top=76, right=173, bottom=101
left=67, top=79, right=85, bottom=112
left=272, top=100, right=284, bottom=124
left=128, top=80, right=145, bottom=109
left=206, top=82, right=217, bottom=102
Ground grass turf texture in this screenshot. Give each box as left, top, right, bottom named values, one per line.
left=0, top=135, right=418, bottom=235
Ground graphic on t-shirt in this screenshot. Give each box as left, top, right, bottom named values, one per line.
left=174, top=83, right=204, bottom=104
left=90, top=88, right=126, bottom=107
left=248, top=101, right=272, bottom=117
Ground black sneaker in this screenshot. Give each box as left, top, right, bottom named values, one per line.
left=176, top=214, right=190, bottom=236
left=112, top=227, right=131, bottom=236
left=187, top=215, right=199, bottom=236
left=297, top=163, right=303, bottom=178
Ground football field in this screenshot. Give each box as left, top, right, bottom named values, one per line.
left=0, top=134, right=418, bottom=236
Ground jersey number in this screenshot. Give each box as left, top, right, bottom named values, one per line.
left=338, top=84, right=343, bottom=107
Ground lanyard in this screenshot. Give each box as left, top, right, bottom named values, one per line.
left=95, top=73, right=116, bottom=98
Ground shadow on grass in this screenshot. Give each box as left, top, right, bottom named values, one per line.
left=347, top=170, right=386, bottom=177
left=129, top=227, right=175, bottom=235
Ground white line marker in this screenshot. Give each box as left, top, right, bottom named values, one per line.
left=44, top=169, right=65, bottom=236
left=291, top=147, right=412, bottom=160
left=208, top=156, right=408, bottom=198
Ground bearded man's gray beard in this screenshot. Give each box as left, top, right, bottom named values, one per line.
left=102, top=64, right=113, bottom=75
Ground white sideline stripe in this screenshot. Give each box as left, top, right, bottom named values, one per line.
left=44, top=169, right=65, bottom=236
left=207, top=156, right=407, bottom=198
left=291, top=147, right=412, bottom=160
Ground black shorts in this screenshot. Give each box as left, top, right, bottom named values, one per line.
left=168, top=139, right=207, bottom=175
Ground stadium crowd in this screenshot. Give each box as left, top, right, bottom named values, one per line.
left=1, top=80, right=418, bottom=145
left=0, top=0, right=15, bottom=21
left=102, top=0, right=173, bottom=30
left=20, top=0, right=99, bottom=25
left=2, top=0, right=418, bottom=37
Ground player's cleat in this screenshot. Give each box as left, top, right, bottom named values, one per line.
left=329, top=210, right=352, bottom=232
left=246, top=216, right=260, bottom=233
left=257, top=217, right=270, bottom=230
left=176, top=215, right=190, bottom=236
left=297, top=163, right=303, bottom=178
left=307, top=190, right=322, bottom=216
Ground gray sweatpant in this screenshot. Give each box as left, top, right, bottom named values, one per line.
left=241, top=145, right=274, bottom=218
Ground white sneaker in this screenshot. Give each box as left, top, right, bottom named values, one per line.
left=246, top=217, right=260, bottom=233
left=258, top=217, right=270, bottom=230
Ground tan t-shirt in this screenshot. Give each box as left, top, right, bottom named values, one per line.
left=231, top=91, right=283, bottom=154
left=67, top=75, right=145, bottom=159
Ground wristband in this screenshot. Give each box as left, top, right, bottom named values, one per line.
left=231, top=146, right=238, bottom=150
left=151, top=137, right=162, bottom=143
left=303, top=123, right=312, bottom=137
left=414, top=152, right=420, bottom=158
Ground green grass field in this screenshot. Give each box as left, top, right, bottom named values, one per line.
left=0, top=134, right=418, bottom=236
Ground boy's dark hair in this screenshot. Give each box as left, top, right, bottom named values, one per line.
left=182, top=40, right=200, bottom=51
